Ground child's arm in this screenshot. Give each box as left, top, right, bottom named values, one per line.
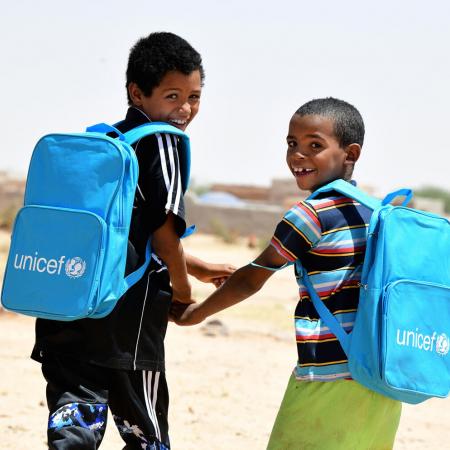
left=185, top=253, right=236, bottom=287
left=172, top=244, right=288, bottom=325
left=152, top=212, right=193, bottom=304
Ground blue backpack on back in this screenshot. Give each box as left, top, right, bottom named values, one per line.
left=1, top=122, right=190, bottom=320
left=300, top=179, right=450, bottom=404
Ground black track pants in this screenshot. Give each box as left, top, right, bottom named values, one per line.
left=42, top=356, right=170, bottom=450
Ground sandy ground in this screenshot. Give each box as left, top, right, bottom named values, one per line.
left=1, top=231, right=450, bottom=450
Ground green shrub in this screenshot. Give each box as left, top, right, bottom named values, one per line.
left=414, top=186, right=450, bottom=214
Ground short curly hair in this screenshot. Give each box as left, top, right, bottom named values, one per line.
left=126, top=32, right=205, bottom=104
left=295, top=97, right=365, bottom=148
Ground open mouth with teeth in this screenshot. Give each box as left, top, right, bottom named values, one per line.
left=169, top=118, right=188, bottom=128
left=292, top=167, right=316, bottom=177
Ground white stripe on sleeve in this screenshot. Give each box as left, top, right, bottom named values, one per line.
left=156, top=133, right=170, bottom=191
left=163, top=134, right=182, bottom=215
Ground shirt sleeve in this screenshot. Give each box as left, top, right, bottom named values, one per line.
left=134, top=132, right=186, bottom=237
left=271, top=201, right=322, bottom=262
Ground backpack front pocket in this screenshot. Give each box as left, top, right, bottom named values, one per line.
left=1, top=205, right=106, bottom=320
left=381, top=279, right=450, bottom=398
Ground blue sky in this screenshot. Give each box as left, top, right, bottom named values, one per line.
left=1, top=0, right=449, bottom=194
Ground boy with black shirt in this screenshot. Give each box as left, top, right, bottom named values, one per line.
left=32, top=32, right=234, bottom=450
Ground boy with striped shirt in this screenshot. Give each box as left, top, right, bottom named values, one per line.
left=173, top=97, right=402, bottom=449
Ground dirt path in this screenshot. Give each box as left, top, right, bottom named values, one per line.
left=1, top=233, right=449, bottom=449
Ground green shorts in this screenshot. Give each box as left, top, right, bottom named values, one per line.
left=267, top=375, right=401, bottom=450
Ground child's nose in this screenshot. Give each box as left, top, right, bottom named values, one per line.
left=292, top=150, right=308, bottom=159
left=178, top=102, right=191, bottom=116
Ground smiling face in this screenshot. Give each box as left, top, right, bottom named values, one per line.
left=128, top=70, right=202, bottom=131
left=286, top=114, right=361, bottom=193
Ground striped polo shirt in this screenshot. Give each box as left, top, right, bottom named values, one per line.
left=271, top=188, right=372, bottom=381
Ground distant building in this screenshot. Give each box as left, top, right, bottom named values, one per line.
left=0, top=171, right=446, bottom=238
left=198, top=191, right=245, bottom=206
left=211, top=178, right=308, bottom=207
left=189, top=178, right=448, bottom=237
left=210, top=183, right=269, bottom=202
left=211, top=178, right=377, bottom=209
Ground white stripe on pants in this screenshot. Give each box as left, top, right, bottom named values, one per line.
left=142, top=370, right=161, bottom=441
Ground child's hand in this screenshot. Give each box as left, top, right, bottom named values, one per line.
left=194, top=263, right=236, bottom=287
left=170, top=301, right=204, bottom=326
left=171, top=284, right=195, bottom=304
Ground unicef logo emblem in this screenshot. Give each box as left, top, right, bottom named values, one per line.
left=65, top=257, right=86, bottom=279
left=436, top=333, right=450, bottom=356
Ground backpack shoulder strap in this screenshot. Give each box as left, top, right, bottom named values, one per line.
left=122, top=122, right=191, bottom=193
left=118, top=124, right=192, bottom=294
left=299, top=262, right=351, bottom=355
left=307, top=179, right=380, bottom=211
left=122, top=122, right=189, bottom=145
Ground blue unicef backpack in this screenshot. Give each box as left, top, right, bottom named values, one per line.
left=1, top=122, right=190, bottom=320
left=300, top=179, right=450, bottom=404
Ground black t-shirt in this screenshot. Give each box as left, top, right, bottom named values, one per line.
left=31, top=107, right=187, bottom=371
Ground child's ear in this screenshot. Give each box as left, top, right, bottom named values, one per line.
left=128, top=82, right=144, bottom=107
left=344, top=143, right=361, bottom=166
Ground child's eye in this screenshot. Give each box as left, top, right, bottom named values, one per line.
left=287, top=140, right=296, bottom=148
left=166, top=93, right=178, bottom=100
left=188, top=95, right=200, bottom=104
left=311, top=142, right=322, bottom=150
